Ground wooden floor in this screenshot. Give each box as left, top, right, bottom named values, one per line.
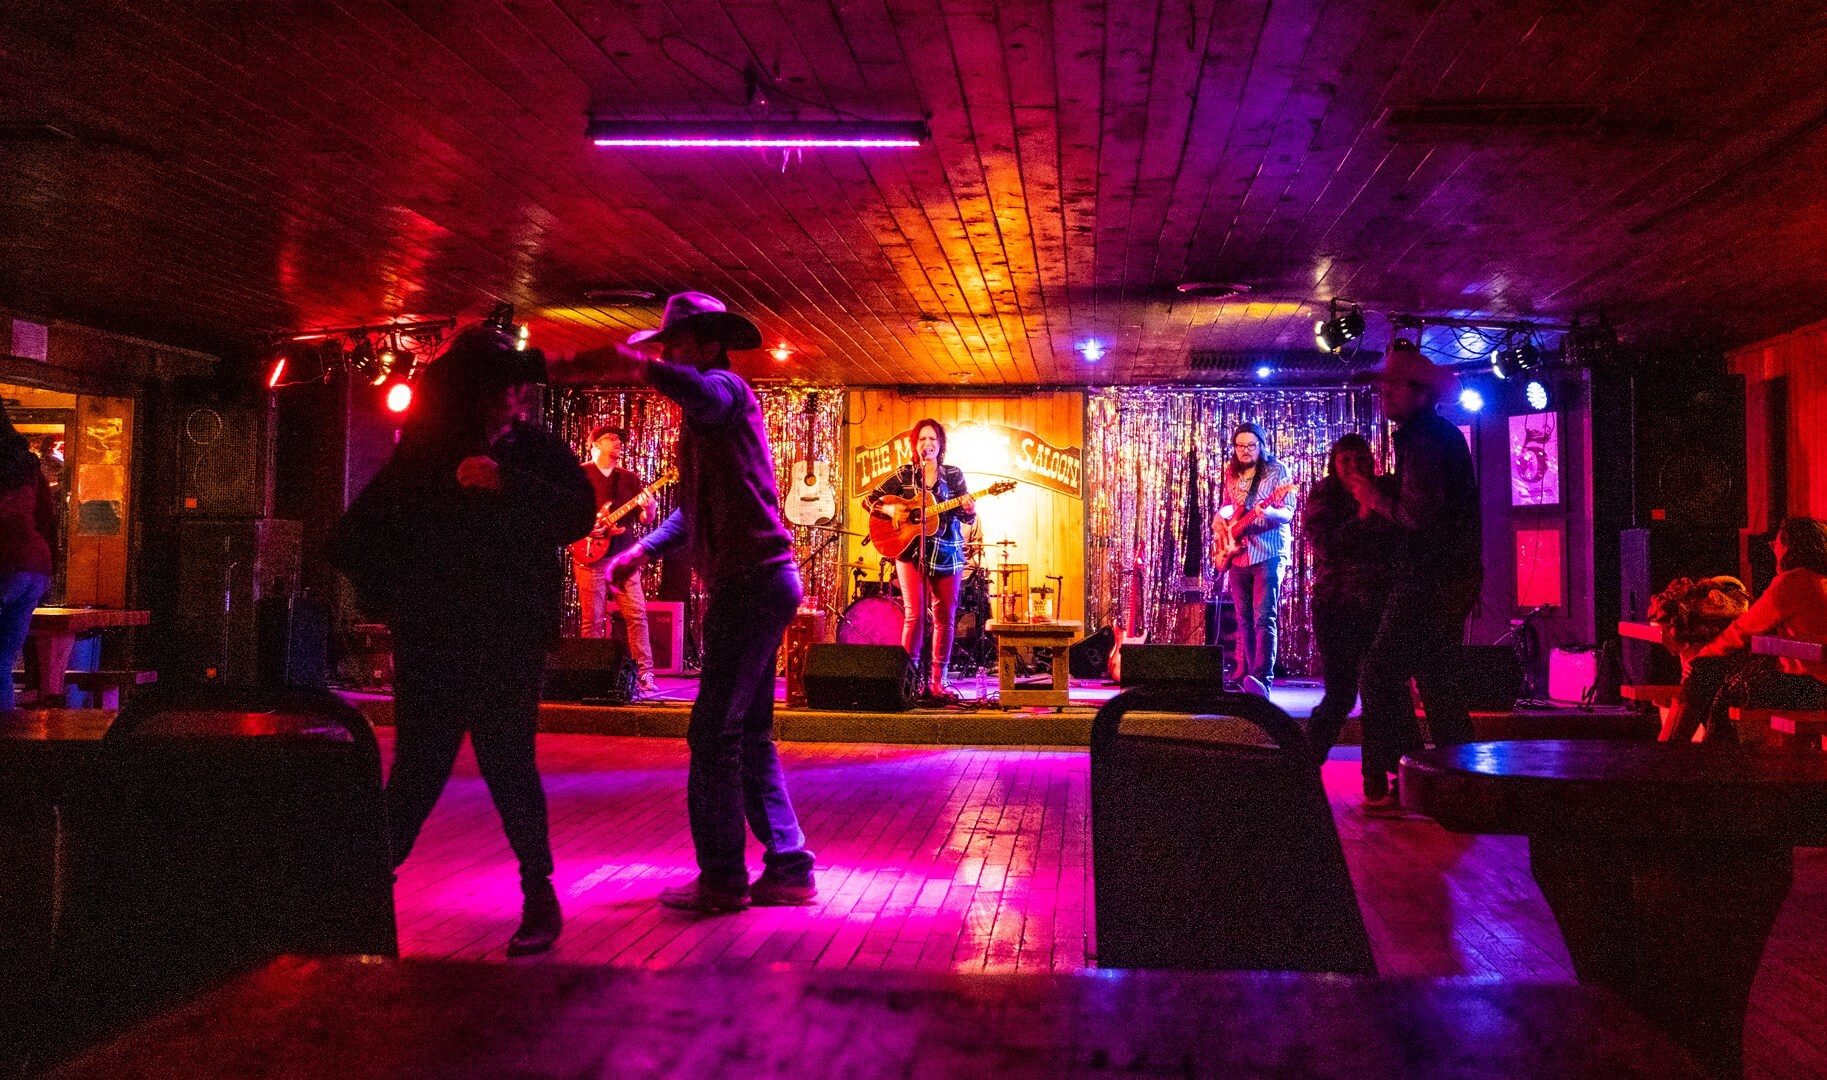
left=388, top=731, right=1827, bottom=1079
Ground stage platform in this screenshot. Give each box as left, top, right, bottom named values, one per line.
left=341, top=675, right=1653, bottom=747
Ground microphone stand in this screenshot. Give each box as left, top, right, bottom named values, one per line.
left=912, top=459, right=929, bottom=697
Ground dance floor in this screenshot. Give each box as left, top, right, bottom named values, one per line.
left=387, top=731, right=1827, bottom=1078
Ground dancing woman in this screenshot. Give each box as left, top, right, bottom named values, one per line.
left=863, top=419, right=976, bottom=701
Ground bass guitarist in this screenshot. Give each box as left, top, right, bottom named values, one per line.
left=574, top=424, right=657, bottom=696
left=862, top=418, right=975, bottom=702
left=1213, top=422, right=1297, bottom=696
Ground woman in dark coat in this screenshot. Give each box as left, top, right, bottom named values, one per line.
left=331, top=324, right=595, bottom=956
left=1302, top=434, right=1402, bottom=807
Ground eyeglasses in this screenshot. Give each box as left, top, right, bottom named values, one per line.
left=1233, top=440, right=1260, bottom=450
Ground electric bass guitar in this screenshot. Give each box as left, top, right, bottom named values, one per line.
left=1107, top=558, right=1148, bottom=682
left=570, top=467, right=678, bottom=564
left=1211, top=481, right=1297, bottom=568
left=867, top=480, right=1016, bottom=558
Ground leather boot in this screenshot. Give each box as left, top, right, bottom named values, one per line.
left=506, top=877, right=563, bottom=957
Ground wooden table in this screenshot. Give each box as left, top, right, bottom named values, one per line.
left=1400, top=740, right=1827, bottom=1078
left=1617, top=620, right=1665, bottom=644
left=29, top=608, right=151, bottom=706
left=47, top=955, right=1704, bottom=1079
left=986, top=619, right=1081, bottom=709
left=1750, top=634, right=1827, bottom=664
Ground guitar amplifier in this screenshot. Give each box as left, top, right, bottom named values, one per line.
left=647, top=601, right=685, bottom=675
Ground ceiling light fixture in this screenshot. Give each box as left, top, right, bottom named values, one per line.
left=1078, top=340, right=1106, bottom=363
left=769, top=342, right=795, bottom=362
left=1314, top=299, right=1365, bottom=353
left=588, top=119, right=928, bottom=149
left=1175, top=282, right=1252, bottom=299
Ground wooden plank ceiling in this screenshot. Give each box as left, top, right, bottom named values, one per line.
left=5, top=0, right=1827, bottom=385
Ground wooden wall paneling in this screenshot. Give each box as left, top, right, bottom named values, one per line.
left=846, top=390, right=1085, bottom=627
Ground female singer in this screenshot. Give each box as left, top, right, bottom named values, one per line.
left=863, top=419, right=976, bottom=701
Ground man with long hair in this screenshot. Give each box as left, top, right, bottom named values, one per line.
left=1214, top=421, right=1295, bottom=696
left=561, top=292, right=817, bottom=913
left=331, top=324, right=596, bottom=956
left=573, top=424, right=657, bottom=695
left=862, top=418, right=976, bottom=700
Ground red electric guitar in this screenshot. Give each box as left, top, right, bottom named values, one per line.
left=1211, top=481, right=1297, bottom=568
left=569, top=467, right=678, bottom=564
left=1107, top=558, right=1148, bottom=682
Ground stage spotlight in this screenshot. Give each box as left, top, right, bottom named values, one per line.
left=1491, top=336, right=1542, bottom=381
left=1078, top=339, right=1105, bottom=363
left=1459, top=387, right=1486, bottom=413
left=348, top=334, right=379, bottom=382
left=1525, top=379, right=1550, bottom=411
left=1256, top=365, right=1273, bottom=379
left=265, top=355, right=287, bottom=390
left=1314, top=300, right=1364, bottom=353
left=516, top=324, right=530, bottom=351
left=385, top=381, right=413, bottom=414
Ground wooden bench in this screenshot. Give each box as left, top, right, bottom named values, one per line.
left=1771, top=710, right=1827, bottom=751
left=1620, top=685, right=1680, bottom=707
left=63, top=670, right=157, bottom=710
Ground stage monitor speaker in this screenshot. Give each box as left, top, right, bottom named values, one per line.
left=175, top=518, right=302, bottom=686
left=543, top=638, right=637, bottom=703
left=1117, top=644, right=1226, bottom=689
left=1069, top=627, right=1115, bottom=678
left=254, top=591, right=329, bottom=690
left=1460, top=645, right=1523, bottom=712
left=1619, top=526, right=1740, bottom=684
left=803, top=644, right=911, bottom=712
left=1633, top=373, right=1746, bottom=529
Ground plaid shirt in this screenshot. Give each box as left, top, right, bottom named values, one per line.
left=865, top=464, right=974, bottom=575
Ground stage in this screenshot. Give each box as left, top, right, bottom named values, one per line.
left=341, top=675, right=1652, bottom=748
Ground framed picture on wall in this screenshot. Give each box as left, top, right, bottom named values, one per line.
left=1515, top=525, right=1566, bottom=609
left=1509, top=411, right=1561, bottom=507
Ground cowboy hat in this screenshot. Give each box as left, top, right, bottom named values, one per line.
left=626, top=292, right=763, bottom=351
left=1362, top=338, right=1458, bottom=398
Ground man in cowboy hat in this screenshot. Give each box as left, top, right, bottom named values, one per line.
left=556, top=292, right=817, bottom=911
left=1341, top=338, right=1482, bottom=815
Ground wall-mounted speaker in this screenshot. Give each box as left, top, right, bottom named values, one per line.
left=176, top=400, right=273, bottom=517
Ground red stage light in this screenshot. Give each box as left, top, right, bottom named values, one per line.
left=385, top=382, right=413, bottom=413
left=266, top=356, right=287, bottom=389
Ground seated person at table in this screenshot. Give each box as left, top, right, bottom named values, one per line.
left=1666, top=516, right=1827, bottom=743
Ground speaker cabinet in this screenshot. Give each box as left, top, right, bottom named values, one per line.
left=1460, top=645, right=1524, bottom=712
left=176, top=400, right=274, bottom=517
left=175, top=519, right=302, bottom=686
left=1068, top=626, right=1115, bottom=678
left=803, top=644, right=911, bottom=712
left=543, top=638, right=636, bottom=702
left=1634, top=373, right=1746, bottom=529
left=1117, top=644, right=1226, bottom=688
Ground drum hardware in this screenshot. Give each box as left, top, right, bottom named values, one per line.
left=837, top=595, right=904, bottom=646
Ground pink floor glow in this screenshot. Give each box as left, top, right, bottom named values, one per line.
left=387, top=731, right=1827, bottom=1077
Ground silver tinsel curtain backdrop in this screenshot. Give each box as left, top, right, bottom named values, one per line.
left=549, top=386, right=846, bottom=650
left=1085, top=387, right=1383, bottom=676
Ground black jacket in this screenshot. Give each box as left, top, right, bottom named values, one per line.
left=330, top=420, right=595, bottom=650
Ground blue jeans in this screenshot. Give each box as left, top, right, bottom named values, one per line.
left=0, top=571, right=49, bottom=710
left=1227, top=558, right=1283, bottom=684
left=687, top=565, right=815, bottom=892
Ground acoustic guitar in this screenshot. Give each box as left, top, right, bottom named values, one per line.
left=1107, top=558, right=1147, bottom=682
left=1211, top=481, right=1297, bottom=568
left=570, top=467, right=678, bottom=564
left=867, top=480, right=1016, bottom=559
left=783, top=392, right=838, bottom=526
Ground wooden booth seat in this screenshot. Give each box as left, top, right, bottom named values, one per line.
left=63, top=670, right=157, bottom=710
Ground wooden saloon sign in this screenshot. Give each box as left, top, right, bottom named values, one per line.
left=853, top=423, right=1083, bottom=498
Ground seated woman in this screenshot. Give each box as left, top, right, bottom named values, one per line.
left=1668, top=516, right=1827, bottom=743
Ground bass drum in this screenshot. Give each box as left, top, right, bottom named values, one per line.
left=836, top=596, right=905, bottom=646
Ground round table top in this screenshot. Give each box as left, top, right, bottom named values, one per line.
left=1400, top=740, right=1827, bottom=841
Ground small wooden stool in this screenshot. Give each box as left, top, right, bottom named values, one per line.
left=63, top=670, right=157, bottom=710
left=986, top=620, right=1081, bottom=709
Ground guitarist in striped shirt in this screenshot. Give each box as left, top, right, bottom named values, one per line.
left=573, top=424, right=657, bottom=696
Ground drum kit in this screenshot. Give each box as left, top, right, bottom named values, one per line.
left=835, top=539, right=1054, bottom=675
